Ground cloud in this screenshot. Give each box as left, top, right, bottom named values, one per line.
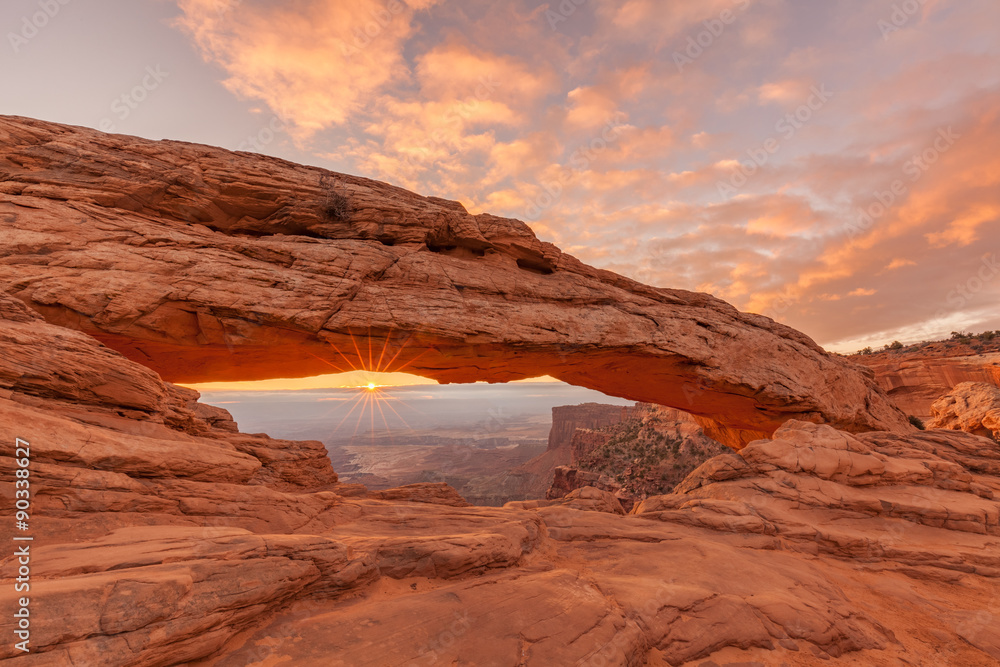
left=925, top=204, right=1000, bottom=248
left=175, top=0, right=443, bottom=136
left=416, top=39, right=553, bottom=106
left=886, top=258, right=916, bottom=270
left=172, top=0, right=1000, bottom=352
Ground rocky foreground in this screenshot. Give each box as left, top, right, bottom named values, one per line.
left=0, top=117, right=998, bottom=665
left=1, top=290, right=999, bottom=665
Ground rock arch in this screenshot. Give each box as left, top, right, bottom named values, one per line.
left=0, top=115, right=910, bottom=447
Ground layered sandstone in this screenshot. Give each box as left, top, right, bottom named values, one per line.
left=1, top=287, right=999, bottom=664
left=855, top=341, right=1000, bottom=418
left=547, top=466, right=626, bottom=506
left=2, top=117, right=998, bottom=666
left=0, top=115, right=910, bottom=447
left=211, top=420, right=1000, bottom=666
left=548, top=403, right=628, bottom=456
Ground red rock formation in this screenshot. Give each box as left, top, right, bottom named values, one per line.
left=547, top=466, right=623, bottom=502
left=509, top=403, right=627, bottom=497
left=928, top=382, right=1000, bottom=441
left=570, top=428, right=616, bottom=463
left=855, top=342, right=1000, bottom=417
left=0, top=115, right=911, bottom=447
left=570, top=404, right=708, bottom=462
left=548, top=403, right=628, bottom=456
left=549, top=404, right=728, bottom=508
left=370, top=482, right=472, bottom=507
left=214, top=420, right=1000, bottom=666
left=1, top=286, right=999, bottom=664
left=4, top=117, right=999, bottom=666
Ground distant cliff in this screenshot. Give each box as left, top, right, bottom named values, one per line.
left=463, top=403, right=628, bottom=504
left=853, top=335, right=1000, bottom=417
left=547, top=403, right=629, bottom=456
left=547, top=404, right=729, bottom=509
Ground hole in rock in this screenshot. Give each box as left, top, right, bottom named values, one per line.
left=515, top=258, right=554, bottom=275
left=187, top=369, right=727, bottom=508
left=425, top=243, right=487, bottom=258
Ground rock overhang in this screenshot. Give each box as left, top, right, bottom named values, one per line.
left=0, top=115, right=912, bottom=448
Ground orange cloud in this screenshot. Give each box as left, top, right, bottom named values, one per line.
left=416, top=39, right=554, bottom=107
left=886, top=258, right=916, bottom=270
left=175, top=0, right=443, bottom=136
left=171, top=0, right=1000, bottom=352
left=926, top=204, right=1000, bottom=248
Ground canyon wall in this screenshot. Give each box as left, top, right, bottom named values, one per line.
left=548, top=403, right=628, bottom=458
left=855, top=341, right=1000, bottom=417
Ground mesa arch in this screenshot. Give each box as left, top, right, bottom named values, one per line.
left=0, top=115, right=910, bottom=448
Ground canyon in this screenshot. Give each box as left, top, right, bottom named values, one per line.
left=546, top=404, right=730, bottom=511
left=854, top=336, right=1000, bottom=418
left=0, top=117, right=998, bottom=666
left=491, top=402, right=631, bottom=502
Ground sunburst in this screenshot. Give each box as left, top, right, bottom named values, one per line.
left=307, top=327, right=425, bottom=442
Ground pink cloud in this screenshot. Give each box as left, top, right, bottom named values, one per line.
left=171, top=0, right=1000, bottom=351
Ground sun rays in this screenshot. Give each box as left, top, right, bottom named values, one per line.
left=305, top=327, right=429, bottom=380
left=306, top=328, right=428, bottom=442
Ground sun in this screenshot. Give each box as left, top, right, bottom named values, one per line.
left=295, top=326, right=425, bottom=441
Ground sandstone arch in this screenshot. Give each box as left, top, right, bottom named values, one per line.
left=0, top=116, right=910, bottom=447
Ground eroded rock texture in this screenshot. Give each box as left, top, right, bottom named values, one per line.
left=0, top=289, right=998, bottom=665
left=0, top=115, right=911, bottom=447
left=0, top=117, right=996, bottom=666
left=928, top=381, right=1000, bottom=441
left=856, top=345, right=1000, bottom=418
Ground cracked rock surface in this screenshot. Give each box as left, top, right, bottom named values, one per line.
left=0, top=118, right=997, bottom=666
left=0, top=251, right=998, bottom=666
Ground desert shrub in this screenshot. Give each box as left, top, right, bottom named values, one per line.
left=885, top=340, right=904, bottom=351
left=856, top=346, right=873, bottom=355
left=321, top=187, right=352, bottom=221
left=908, top=415, right=925, bottom=430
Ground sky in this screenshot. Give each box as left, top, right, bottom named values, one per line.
left=202, top=382, right=632, bottom=442
left=3, top=0, right=999, bottom=355
left=189, top=371, right=552, bottom=390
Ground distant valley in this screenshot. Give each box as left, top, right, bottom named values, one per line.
left=200, top=382, right=632, bottom=504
